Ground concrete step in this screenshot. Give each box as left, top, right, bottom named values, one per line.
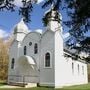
left=8, top=82, right=27, bottom=87
left=25, top=83, right=37, bottom=88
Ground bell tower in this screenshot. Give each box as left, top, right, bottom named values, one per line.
left=40, top=6, right=64, bottom=88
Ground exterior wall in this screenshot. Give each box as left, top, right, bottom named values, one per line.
left=21, top=32, right=41, bottom=69
left=14, top=33, right=26, bottom=42
left=57, top=57, right=88, bottom=88
left=54, top=30, right=88, bottom=88
left=8, top=24, right=88, bottom=87
left=54, top=30, right=65, bottom=87
left=8, top=32, right=41, bottom=83
left=55, top=56, right=88, bottom=88
left=47, top=21, right=60, bottom=32
left=8, top=40, right=20, bottom=83
left=16, top=32, right=41, bottom=83
left=40, top=30, right=55, bottom=86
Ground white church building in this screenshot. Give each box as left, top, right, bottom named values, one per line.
left=8, top=7, right=88, bottom=88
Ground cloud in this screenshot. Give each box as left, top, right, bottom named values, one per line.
left=37, top=0, right=44, bottom=4
left=14, top=0, right=44, bottom=7
left=14, top=0, right=22, bottom=7
left=63, top=32, right=70, bottom=39
left=0, top=29, right=9, bottom=38
left=35, top=29, right=42, bottom=34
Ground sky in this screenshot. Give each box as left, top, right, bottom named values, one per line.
left=0, top=0, right=70, bottom=39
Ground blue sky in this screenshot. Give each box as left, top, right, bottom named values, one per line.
left=0, top=0, right=70, bottom=39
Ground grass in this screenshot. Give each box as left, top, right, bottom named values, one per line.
left=0, top=81, right=90, bottom=90
left=0, top=80, right=7, bottom=86
left=61, top=83, right=90, bottom=90
left=0, top=87, right=54, bottom=90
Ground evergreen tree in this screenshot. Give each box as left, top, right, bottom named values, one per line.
left=0, top=0, right=90, bottom=53
left=0, top=0, right=37, bottom=22
left=42, top=0, right=90, bottom=53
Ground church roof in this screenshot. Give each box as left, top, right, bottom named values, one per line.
left=13, top=18, right=29, bottom=34
left=18, top=56, right=35, bottom=65
left=64, top=46, right=87, bottom=63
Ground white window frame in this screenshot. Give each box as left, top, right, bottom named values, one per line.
left=11, top=58, right=15, bottom=69
left=82, top=66, right=84, bottom=75
left=44, top=51, right=52, bottom=68
left=72, top=62, right=74, bottom=74
left=34, top=43, right=38, bottom=54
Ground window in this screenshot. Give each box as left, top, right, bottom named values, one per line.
left=29, top=42, right=32, bottom=46
left=45, top=52, right=50, bottom=67
left=11, top=58, right=15, bottom=69
left=78, top=64, right=80, bottom=74
left=34, top=43, right=38, bottom=54
left=82, top=66, right=84, bottom=75
left=24, top=46, right=27, bottom=55
left=72, top=62, right=74, bottom=74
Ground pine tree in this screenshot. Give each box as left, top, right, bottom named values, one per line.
left=42, top=0, right=90, bottom=53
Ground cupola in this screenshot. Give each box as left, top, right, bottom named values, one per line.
left=13, top=18, right=29, bottom=34
left=13, top=18, right=30, bottom=41
left=43, top=5, right=62, bottom=32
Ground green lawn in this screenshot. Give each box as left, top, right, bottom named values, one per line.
left=0, top=87, right=54, bottom=90
left=60, top=83, right=90, bottom=90
left=0, top=83, right=90, bottom=90
left=0, top=80, right=7, bottom=86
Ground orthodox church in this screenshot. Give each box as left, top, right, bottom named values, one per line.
left=8, top=7, right=88, bottom=88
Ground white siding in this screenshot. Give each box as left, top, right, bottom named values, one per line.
left=40, top=30, right=55, bottom=86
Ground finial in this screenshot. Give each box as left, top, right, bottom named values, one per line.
left=51, top=3, right=54, bottom=9
left=51, top=3, right=56, bottom=10
left=20, top=18, right=24, bottom=23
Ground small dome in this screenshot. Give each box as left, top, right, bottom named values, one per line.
left=35, top=29, right=42, bottom=34
left=13, top=18, right=29, bottom=34
left=45, top=8, right=61, bottom=21
left=43, top=5, right=62, bottom=26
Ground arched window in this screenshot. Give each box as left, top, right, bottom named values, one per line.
left=11, top=58, right=15, bottom=69
left=24, top=46, right=27, bottom=55
left=45, top=52, right=50, bottom=67
left=82, top=66, right=84, bottom=75
left=78, top=64, right=80, bottom=74
left=34, top=43, right=38, bottom=54
left=72, top=62, right=74, bottom=74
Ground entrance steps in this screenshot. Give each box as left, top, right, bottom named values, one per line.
left=8, top=82, right=37, bottom=88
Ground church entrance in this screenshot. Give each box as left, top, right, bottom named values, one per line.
left=16, top=56, right=39, bottom=84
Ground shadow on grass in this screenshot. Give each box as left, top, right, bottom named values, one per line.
left=0, top=80, right=7, bottom=86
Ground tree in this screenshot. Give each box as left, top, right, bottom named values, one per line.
left=0, top=38, right=8, bottom=80
left=0, top=36, right=13, bottom=80
left=19, top=0, right=37, bottom=22
left=0, top=0, right=90, bottom=53
left=42, top=0, right=90, bottom=53
left=42, top=0, right=90, bottom=35
left=0, top=0, right=89, bottom=37
left=0, top=0, right=15, bottom=11
left=0, top=0, right=37, bottom=22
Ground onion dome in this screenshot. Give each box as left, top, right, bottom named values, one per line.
left=43, top=5, right=62, bottom=26
left=13, top=18, right=29, bottom=34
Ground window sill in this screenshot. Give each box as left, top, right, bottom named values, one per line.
left=44, top=66, right=52, bottom=69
